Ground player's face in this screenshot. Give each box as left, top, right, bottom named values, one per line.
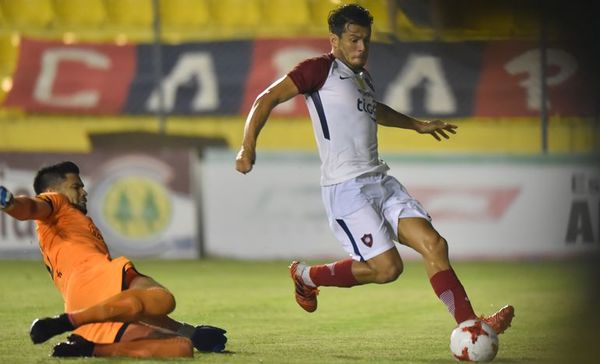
left=54, top=173, right=88, bottom=214
left=330, top=23, right=371, bottom=70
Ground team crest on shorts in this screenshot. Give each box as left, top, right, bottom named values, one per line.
left=361, top=233, right=373, bottom=247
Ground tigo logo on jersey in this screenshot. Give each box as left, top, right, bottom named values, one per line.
left=357, top=97, right=376, bottom=117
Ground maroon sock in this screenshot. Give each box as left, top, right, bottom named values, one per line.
left=430, top=269, right=476, bottom=323
left=309, top=259, right=359, bottom=287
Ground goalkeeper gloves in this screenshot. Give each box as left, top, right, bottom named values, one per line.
left=0, top=186, right=13, bottom=209
left=191, top=325, right=227, bottom=352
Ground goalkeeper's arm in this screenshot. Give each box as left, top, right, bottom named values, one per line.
left=0, top=186, right=51, bottom=221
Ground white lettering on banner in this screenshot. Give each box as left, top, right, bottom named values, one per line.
left=0, top=209, right=35, bottom=240
left=272, top=47, right=321, bottom=112
left=505, top=48, right=577, bottom=111
left=383, top=54, right=456, bottom=114
left=147, top=52, right=218, bottom=112
left=34, top=48, right=110, bottom=107
left=566, top=173, right=599, bottom=244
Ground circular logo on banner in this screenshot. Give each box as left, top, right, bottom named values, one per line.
left=88, top=156, right=175, bottom=256
left=101, top=176, right=171, bottom=239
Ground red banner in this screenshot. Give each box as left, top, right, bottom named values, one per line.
left=474, top=42, right=595, bottom=116
left=241, top=38, right=329, bottom=117
left=4, top=38, right=135, bottom=114
left=3, top=38, right=596, bottom=117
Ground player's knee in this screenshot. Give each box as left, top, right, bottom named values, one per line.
left=159, top=290, right=177, bottom=315
left=146, top=288, right=176, bottom=315
left=374, top=262, right=403, bottom=283
left=123, top=296, right=145, bottom=316
left=432, top=236, right=449, bottom=257
left=422, top=235, right=448, bottom=260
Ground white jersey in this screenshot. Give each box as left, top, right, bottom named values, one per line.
left=288, top=53, right=389, bottom=186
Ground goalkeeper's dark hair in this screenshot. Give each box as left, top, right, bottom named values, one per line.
left=328, top=3, right=373, bottom=37
left=34, top=161, right=80, bottom=194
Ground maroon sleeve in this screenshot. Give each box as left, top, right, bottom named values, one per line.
left=287, top=54, right=334, bottom=94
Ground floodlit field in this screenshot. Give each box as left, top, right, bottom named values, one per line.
left=0, top=258, right=597, bottom=363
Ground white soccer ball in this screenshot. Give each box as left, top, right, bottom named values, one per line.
left=450, top=319, right=499, bottom=362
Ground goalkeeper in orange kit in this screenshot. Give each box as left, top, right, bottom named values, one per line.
left=0, top=161, right=227, bottom=358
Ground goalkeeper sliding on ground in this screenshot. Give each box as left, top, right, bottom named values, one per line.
left=0, top=161, right=227, bottom=358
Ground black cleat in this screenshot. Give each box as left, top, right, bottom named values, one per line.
left=52, top=334, right=95, bottom=357
left=30, top=313, right=75, bottom=344
left=191, top=325, right=227, bottom=352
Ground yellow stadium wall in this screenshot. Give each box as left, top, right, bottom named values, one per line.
left=0, top=115, right=597, bottom=154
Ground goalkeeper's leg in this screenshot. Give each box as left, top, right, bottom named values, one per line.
left=31, top=275, right=226, bottom=351
left=127, top=276, right=227, bottom=352
left=30, top=276, right=176, bottom=344
left=52, top=324, right=193, bottom=358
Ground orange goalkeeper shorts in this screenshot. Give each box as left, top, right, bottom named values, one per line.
left=64, top=256, right=143, bottom=344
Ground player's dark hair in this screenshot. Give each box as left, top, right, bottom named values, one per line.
left=33, top=161, right=80, bottom=194
left=328, top=3, right=373, bottom=37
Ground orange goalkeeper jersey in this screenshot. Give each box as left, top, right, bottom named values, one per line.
left=36, top=192, right=112, bottom=298
left=35, top=192, right=135, bottom=343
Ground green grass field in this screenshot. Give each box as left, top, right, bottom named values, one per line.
left=0, top=258, right=597, bottom=363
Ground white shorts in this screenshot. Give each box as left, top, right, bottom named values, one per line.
left=321, top=173, right=430, bottom=262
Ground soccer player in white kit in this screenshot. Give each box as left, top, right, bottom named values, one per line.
left=235, top=3, right=514, bottom=334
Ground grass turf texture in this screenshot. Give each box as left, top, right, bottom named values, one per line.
left=0, top=259, right=597, bottom=363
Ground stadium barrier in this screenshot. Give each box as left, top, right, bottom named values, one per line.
left=2, top=149, right=598, bottom=260
left=0, top=148, right=200, bottom=259
left=201, top=150, right=600, bottom=260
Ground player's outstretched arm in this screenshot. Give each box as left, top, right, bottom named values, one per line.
left=375, top=102, right=457, bottom=141
left=236, top=76, right=300, bottom=174
left=0, top=186, right=51, bottom=221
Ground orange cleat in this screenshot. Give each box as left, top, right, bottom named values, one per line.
left=289, top=261, right=319, bottom=313
left=481, top=305, right=515, bottom=334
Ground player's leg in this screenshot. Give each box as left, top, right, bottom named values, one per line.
left=31, top=270, right=226, bottom=350
left=397, top=217, right=514, bottom=333
left=127, top=275, right=227, bottom=352
left=290, top=195, right=403, bottom=312
left=397, top=217, right=476, bottom=324
left=293, top=246, right=402, bottom=286
left=52, top=323, right=193, bottom=358
left=125, top=274, right=181, bottom=330
left=30, top=284, right=175, bottom=344
left=69, top=284, right=176, bottom=327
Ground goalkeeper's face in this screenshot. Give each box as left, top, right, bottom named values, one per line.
left=54, top=173, right=88, bottom=214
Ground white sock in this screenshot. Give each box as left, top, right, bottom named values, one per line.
left=299, top=264, right=316, bottom=287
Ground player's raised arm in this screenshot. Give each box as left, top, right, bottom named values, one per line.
left=375, top=102, right=458, bottom=141
left=0, top=185, right=52, bottom=221
left=235, top=76, right=300, bottom=174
